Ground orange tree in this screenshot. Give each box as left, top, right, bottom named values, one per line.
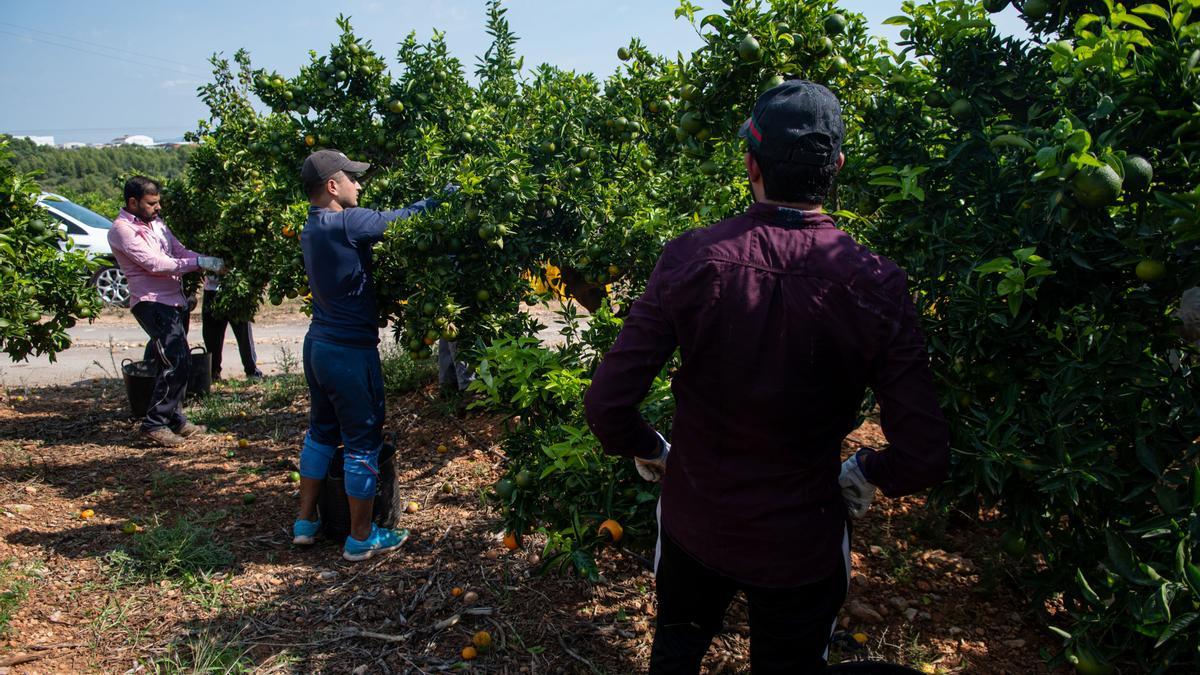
left=0, top=138, right=102, bottom=362
left=167, top=0, right=1200, bottom=668
left=860, top=1, right=1200, bottom=670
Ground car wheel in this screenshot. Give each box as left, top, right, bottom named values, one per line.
left=92, top=265, right=130, bottom=307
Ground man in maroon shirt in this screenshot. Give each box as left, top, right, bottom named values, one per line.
left=584, top=80, right=950, bottom=673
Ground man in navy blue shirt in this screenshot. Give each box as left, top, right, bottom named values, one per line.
left=292, top=149, right=435, bottom=561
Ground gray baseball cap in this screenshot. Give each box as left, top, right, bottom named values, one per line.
left=301, top=149, right=370, bottom=189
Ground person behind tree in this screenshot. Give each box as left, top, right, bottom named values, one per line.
left=201, top=273, right=263, bottom=381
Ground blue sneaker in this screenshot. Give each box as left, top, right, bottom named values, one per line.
left=343, top=524, right=410, bottom=561
left=292, top=518, right=321, bottom=545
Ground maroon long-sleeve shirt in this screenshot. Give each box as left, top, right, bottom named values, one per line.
left=584, top=202, right=950, bottom=588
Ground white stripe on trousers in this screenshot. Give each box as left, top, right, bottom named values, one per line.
left=651, top=500, right=851, bottom=659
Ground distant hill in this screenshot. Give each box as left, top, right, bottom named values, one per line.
left=4, top=136, right=193, bottom=214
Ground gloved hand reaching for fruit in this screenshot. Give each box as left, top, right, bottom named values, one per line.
left=198, top=256, right=227, bottom=274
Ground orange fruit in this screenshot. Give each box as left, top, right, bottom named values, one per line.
left=405, top=501, right=420, bottom=514
left=503, top=532, right=520, bottom=550
left=598, top=519, right=623, bottom=543
left=461, top=646, right=477, bottom=660
left=436, top=443, right=449, bottom=454
left=79, top=509, right=95, bottom=519
left=238, top=438, right=249, bottom=448
left=472, top=630, right=492, bottom=650
left=451, top=586, right=464, bottom=597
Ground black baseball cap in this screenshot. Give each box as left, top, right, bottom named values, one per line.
left=301, top=149, right=370, bottom=190
left=738, top=80, right=844, bottom=166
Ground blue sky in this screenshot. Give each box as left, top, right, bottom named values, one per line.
left=0, top=1, right=1028, bottom=145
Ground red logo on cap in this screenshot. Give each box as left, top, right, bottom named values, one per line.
left=748, top=117, right=763, bottom=142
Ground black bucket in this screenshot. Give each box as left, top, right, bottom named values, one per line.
left=121, top=358, right=157, bottom=419
left=187, top=346, right=211, bottom=397
left=317, top=434, right=402, bottom=543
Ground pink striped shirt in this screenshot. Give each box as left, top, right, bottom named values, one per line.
left=107, top=208, right=199, bottom=308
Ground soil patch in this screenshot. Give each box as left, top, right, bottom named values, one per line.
left=0, top=379, right=1064, bottom=673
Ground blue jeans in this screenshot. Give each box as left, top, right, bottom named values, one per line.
left=301, top=336, right=385, bottom=499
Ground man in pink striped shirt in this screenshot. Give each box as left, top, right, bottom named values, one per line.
left=107, top=176, right=226, bottom=447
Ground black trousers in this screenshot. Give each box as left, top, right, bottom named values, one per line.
left=201, top=290, right=259, bottom=378
left=131, top=301, right=190, bottom=432
left=650, top=530, right=848, bottom=675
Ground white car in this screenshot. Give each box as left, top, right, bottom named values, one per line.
left=36, top=193, right=130, bottom=307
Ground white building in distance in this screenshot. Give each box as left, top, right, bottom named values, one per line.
left=18, top=135, right=55, bottom=146
left=110, top=134, right=155, bottom=146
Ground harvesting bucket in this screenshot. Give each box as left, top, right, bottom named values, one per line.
left=121, top=358, right=156, bottom=419
left=317, top=434, right=401, bottom=542
left=188, top=345, right=211, bottom=397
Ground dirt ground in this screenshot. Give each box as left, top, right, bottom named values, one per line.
left=0, top=375, right=1067, bottom=673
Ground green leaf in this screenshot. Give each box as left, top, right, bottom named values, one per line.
left=1012, top=247, right=1039, bottom=262
left=1131, top=4, right=1170, bottom=22
left=1008, top=292, right=1023, bottom=316
left=975, top=258, right=1013, bottom=275
left=1157, top=583, right=1172, bottom=623
left=1106, top=530, right=1142, bottom=582
left=1192, top=464, right=1199, bottom=508
left=1186, top=563, right=1200, bottom=596
left=1135, top=438, right=1163, bottom=476
left=1076, top=568, right=1103, bottom=606
left=882, top=15, right=911, bottom=26
left=1114, top=12, right=1153, bottom=30
left=1155, top=612, right=1198, bottom=648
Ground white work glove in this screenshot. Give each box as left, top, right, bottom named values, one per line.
left=839, top=449, right=877, bottom=519
left=197, top=256, right=226, bottom=274
left=634, top=431, right=670, bottom=482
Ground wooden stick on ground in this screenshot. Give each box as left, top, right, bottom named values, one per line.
left=556, top=633, right=603, bottom=675
left=340, top=627, right=412, bottom=644
left=0, top=653, right=43, bottom=667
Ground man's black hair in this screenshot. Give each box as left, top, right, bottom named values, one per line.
left=124, top=176, right=162, bottom=203
left=306, top=170, right=343, bottom=201
left=750, top=147, right=838, bottom=205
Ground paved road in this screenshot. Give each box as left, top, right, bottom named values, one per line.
left=1, top=318, right=311, bottom=387
left=1, top=305, right=582, bottom=388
